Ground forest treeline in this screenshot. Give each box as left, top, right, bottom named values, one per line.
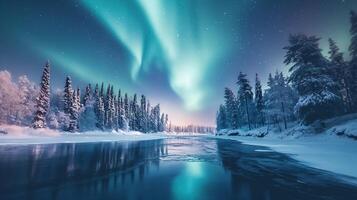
left=216, top=11, right=357, bottom=132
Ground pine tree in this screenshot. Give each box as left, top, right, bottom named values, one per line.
left=117, top=90, right=124, bottom=129
left=237, top=72, right=253, bottom=129
left=96, top=95, right=105, bottom=130
left=264, top=72, right=297, bottom=130
left=328, top=38, right=352, bottom=112
left=80, top=84, right=97, bottom=131
left=83, top=84, right=92, bottom=107
left=63, top=76, right=73, bottom=115
left=124, top=93, right=129, bottom=120
left=104, top=84, right=111, bottom=127
left=224, top=88, right=237, bottom=129
left=284, top=34, right=343, bottom=124
left=33, top=61, right=50, bottom=128
left=165, top=114, right=169, bottom=131
left=255, top=73, right=264, bottom=125
left=131, top=94, right=139, bottom=131
left=140, top=95, right=147, bottom=132
left=348, top=10, right=357, bottom=111
left=216, top=104, right=227, bottom=131
left=160, top=113, right=165, bottom=132
left=93, top=83, right=100, bottom=125
left=69, top=89, right=80, bottom=132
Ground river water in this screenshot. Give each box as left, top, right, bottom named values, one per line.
left=0, top=137, right=356, bottom=200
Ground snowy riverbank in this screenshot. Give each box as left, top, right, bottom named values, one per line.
left=213, top=124, right=357, bottom=179
left=0, top=125, right=170, bottom=145
left=0, top=125, right=210, bottom=145
left=213, top=115, right=357, bottom=179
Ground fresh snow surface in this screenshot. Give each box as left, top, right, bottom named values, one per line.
left=213, top=116, right=357, bottom=180
left=0, top=125, right=168, bottom=145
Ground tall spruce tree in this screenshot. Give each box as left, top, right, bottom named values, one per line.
left=224, top=88, right=237, bottom=129
left=348, top=10, right=357, bottom=111
left=237, top=72, right=253, bottom=130
left=33, top=61, right=50, bottom=128
left=63, top=76, right=73, bottom=115
left=255, top=73, right=264, bottom=125
left=284, top=34, right=343, bottom=124
left=83, top=84, right=92, bottom=107
left=328, top=38, right=352, bottom=111
left=216, top=104, right=227, bottom=131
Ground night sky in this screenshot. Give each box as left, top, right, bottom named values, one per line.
left=0, top=0, right=356, bottom=126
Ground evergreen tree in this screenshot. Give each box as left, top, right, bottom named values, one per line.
left=328, top=38, right=352, bottom=111
left=63, top=76, right=73, bottom=115
left=68, top=89, right=80, bottom=132
left=284, top=34, right=343, bottom=124
left=264, top=71, right=297, bottom=130
left=216, top=104, right=227, bottom=131
left=83, top=84, right=92, bottom=107
left=237, top=72, right=253, bottom=129
left=160, top=113, right=165, bottom=132
left=124, top=93, right=129, bottom=120
left=105, top=84, right=111, bottom=127
left=117, top=90, right=124, bottom=129
left=224, top=88, right=237, bottom=129
left=140, top=95, right=147, bottom=132
left=80, top=84, right=96, bottom=131
left=96, top=95, right=105, bottom=130
left=165, top=114, right=169, bottom=131
left=255, top=73, right=264, bottom=125
left=348, top=10, right=357, bottom=110
left=33, top=61, right=50, bottom=128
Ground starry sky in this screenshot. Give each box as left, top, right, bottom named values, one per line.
left=0, top=0, right=356, bottom=126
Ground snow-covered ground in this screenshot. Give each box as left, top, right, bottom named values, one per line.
left=0, top=125, right=169, bottom=145
left=213, top=115, right=357, bottom=179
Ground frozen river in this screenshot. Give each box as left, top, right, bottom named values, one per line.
left=0, top=136, right=356, bottom=200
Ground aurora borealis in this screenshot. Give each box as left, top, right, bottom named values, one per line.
left=0, top=0, right=356, bottom=125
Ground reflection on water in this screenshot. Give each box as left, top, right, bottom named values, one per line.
left=0, top=137, right=356, bottom=200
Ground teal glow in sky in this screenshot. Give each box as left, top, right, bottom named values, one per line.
left=82, top=0, right=228, bottom=110
left=0, top=0, right=356, bottom=125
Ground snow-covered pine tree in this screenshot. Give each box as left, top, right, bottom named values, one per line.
left=328, top=38, right=352, bottom=112
left=348, top=10, right=357, bottom=111
left=224, top=87, right=238, bottom=129
left=104, top=84, right=111, bottom=128
left=96, top=94, right=105, bottom=130
left=140, top=95, right=147, bottom=132
left=68, top=89, right=79, bottom=132
left=79, top=84, right=97, bottom=131
left=284, top=34, right=343, bottom=124
left=112, top=95, right=118, bottom=130
left=131, top=94, right=139, bottom=131
left=100, top=82, right=104, bottom=97
left=264, top=71, right=297, bottom=130
left=148, top=106, right=157, bottom=132
left=93, top=83, right=99, bottom=122
left=63, top=76, right=73, bottom=115
left=154, top=104, right=161, bottom=132
left=237, top=72, right=253, bottom=130
left=108, top=86, right=116, bottom=130
left=160, top=113, right=165, bottom=132
left=124, top=93, right=129, bottom=121
left=117, top=90, right=124, bottom=129
left=165, top=114, right=168, bottom=132
left=83, top=84, right=92, bottom=107
left=216, top=104, right=227, bottom=131
left=255, top=73, right=264, bottom=126
left=147, top=101, right=153, bottom=132
left=33, top=61, right=50, bottom=129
